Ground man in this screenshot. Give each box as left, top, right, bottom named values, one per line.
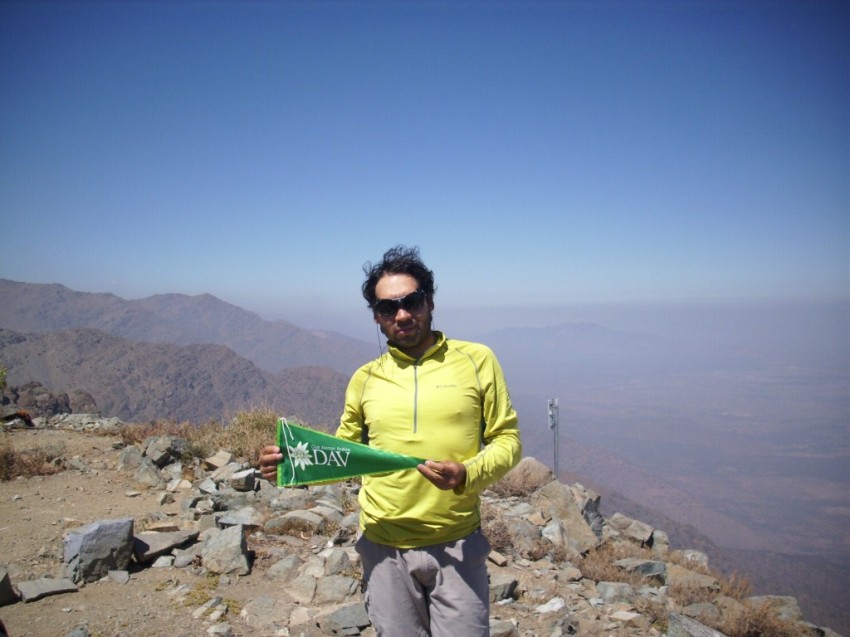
left=259, top=245, right=521, bottom=636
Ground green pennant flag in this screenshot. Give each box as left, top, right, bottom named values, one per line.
left=276, top=418, right=426, bottom=487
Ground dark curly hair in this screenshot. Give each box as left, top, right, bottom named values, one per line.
left=361, top=245, right=437, bottom=309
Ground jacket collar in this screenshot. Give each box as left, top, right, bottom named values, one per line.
left=387, top=331, right=446, bottom=363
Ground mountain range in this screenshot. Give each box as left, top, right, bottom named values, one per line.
left=1, top=277, right=848, bottom=633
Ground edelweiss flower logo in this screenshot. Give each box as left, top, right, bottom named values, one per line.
left=288, top=441, right=313, bottom=471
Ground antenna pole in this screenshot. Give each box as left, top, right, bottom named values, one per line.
left=548, top=398, right=559, bottom=479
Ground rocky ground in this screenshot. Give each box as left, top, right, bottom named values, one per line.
left=0, top=419, right=842, bottom=637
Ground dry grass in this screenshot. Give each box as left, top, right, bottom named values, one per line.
left=578, top=540, right=649, bottom=586
left=480, top=501, right=512, bottom=553
left=0, top=435, right=65, bottom=481
left=488, top=459, right=553, bottom=498
left=720, top=599, right=804, bottom=637
left=119, top=408, right=282, bottom=465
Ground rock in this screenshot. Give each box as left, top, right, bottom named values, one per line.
left=595, top=581, right=636, bottom=604
left=313, top=574, right=359, bottom=604
left=204, top=450, right=234, bottom=470
left=314, top=602, right=370, bottom=635
left=490, top=618, right=520, bottom=637
left=534, top=596, right=565, bottom=614
left=133, top=529, right=199, bottom=563
left=668, top=612, right=727, bottom=637
left=225, top=468, right=255, bottom=492
left=116, top=445, right=144, bottom=471
left=63, top=517, right=134, bottom=584
left=143, top=435, right=190, bottom=467
left=201, top=524, right=251, bottom=575
left=684, top=602, right=722, bottom=623
left=17, top=577, right=78, bottom=602
left=489, top=571, right=518, bottom=602
left=0, top=567, right=18, bottom=606
left=607, top=512, right=655, bottom=546
left=266, top=555, right=302, bottom=581
left=614, top=557, right=667, bottom=583
left=533, top=481, right=599, bottom=555
left=217, top=506, right=263, bottom=530
left=239, top=595, right=293, bottom=630
left=666, top=564, right=720, bottom=594
left=489, top=550, right=509, bottom=567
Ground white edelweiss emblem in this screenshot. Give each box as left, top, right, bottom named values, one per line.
left=288, top=441, right=313, bottom=471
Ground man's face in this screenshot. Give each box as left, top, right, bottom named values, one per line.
left=373, top=273, right=435, bottom=358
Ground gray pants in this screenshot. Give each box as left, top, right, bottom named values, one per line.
left=355, top=529, right=491, bottom=637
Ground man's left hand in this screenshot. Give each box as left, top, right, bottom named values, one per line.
left=418, top=460, right=466, bottom=490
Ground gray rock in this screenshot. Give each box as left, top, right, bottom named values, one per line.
left=286, top=572, right=318, bottom=605
left=668, top=612, right=727, bottom=637
left=684, top=602, right=721, bottom=623
left=134, top=458, right=164, bottom=489
left=533, top=481, right=599, bottom=555
left=666, top=564, right=720, bottom=593
left=314, top=601, right=370, bottom=635
left=239, top=595, right=293, bottom=630
left=313, top=574, right=359, bottom=604
left=226, top=468, right=255, bottom=492
left=201, top=524, right=250, bottom=575
left=63, top=517, right=134, bottom=583
left=323, top=547, right=351, bottom=575
left=614, top=557, right=667, bottom=583
left=490, top=618, right=520, bottom=637
left=266, top=554, right=302, bottom=581
left=204, top=450, right=233, bottom=470
left=607, top=512, right=654, bottom=545
left=144, top=435, right=190, bottom=467
left=133, top=529, right=199, bottom=563
left=17, top=577, right=78, bottom=602
left=217, top=506, right=262, bottom=530
left=489, top=571, right=518, bottom=602
left=595, top=581, right=636, bottom=604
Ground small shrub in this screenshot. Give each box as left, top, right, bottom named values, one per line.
left=118, top=408, right=283, bottom=464
left=488, top=459, right=553, bottom=498
left=480, top=502, right=512, bottom=553
left=721, top=598, right=803, bottom=637
left=578, top=540, right=648, bottom=585
left=0, top=436, right=64, bottom=481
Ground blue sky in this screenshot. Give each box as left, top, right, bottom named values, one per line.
left=1, top=0, right=848, bottom=337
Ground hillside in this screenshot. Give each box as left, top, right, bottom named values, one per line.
left=0, top=279, right=373, bottom=376
left=0, top=327, right=347, bottom=427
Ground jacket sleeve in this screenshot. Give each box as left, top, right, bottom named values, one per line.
left=460, top=347, right=522, bottom=495
left=336, top=367, right=367, bottom=444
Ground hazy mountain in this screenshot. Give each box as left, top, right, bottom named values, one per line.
left=0, top=279, right=374, bottom=375
left=0, top=327, right=347, bottom=426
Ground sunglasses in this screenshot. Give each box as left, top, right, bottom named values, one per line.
left=373, top=289, right=428, bottom=318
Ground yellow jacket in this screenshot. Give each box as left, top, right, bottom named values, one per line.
left=337, top=332, right=522, bottom=548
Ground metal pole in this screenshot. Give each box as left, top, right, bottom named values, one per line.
left=548, top=398, right=559, bottom=479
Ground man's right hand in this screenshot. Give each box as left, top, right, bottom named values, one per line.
left=258, top=445, right=283, bottom=482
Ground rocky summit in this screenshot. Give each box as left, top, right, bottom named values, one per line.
left=0, top=415, right=843, bottom=637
